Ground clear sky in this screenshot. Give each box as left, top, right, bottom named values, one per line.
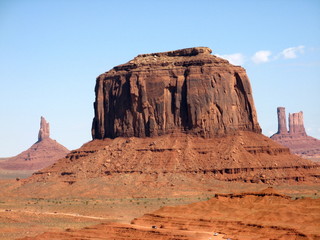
left=1, top=0, right=319, bottom=157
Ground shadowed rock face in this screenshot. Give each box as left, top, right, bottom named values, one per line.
left=92, top=47, right=261, bottom=139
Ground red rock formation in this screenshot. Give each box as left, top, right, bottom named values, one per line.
left=271, top=107, right=320, bottom=161
left=132, top=189, right=320, bottom=240
left=38, top=116, right=50, bottom=141
left=24, top=131, right=319, bottom=191
left=289, top=111, right=306, bottom=135
left=92, top=47, right=261, bottom=139
left=20, top=48, right=319, bottom=194
left=0, top=117, right=69, bottom=171
left=277, top=107, right=288, bottom=134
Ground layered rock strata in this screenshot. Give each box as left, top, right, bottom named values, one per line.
left=21, top=48, right=319, bottom=193
left=271, top=107, right=320, bottom=161
left=18, top=189, right=320, bottom=240
left=92, top=47, right=261, bottom=139
left=26, top=131, right=319, bottom=192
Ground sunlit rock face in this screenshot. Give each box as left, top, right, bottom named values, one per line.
left=92, top=47, right=261, bottom=139
left=271, top=107, right=320, bottom=161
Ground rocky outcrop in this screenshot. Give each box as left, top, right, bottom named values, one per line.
left=28, top=131, right=319, bottom=187
left=277, top=107, right=288, bottom=134
left=132, top=189, right=320, bottom=240
left=0, top=117, right=69, bottom=171
left=271, top=107, right=320, bottom=161
left=38, top=116, right=50, bottom=141
left=21, top=48, right=319, bottom=189
left=289, top=111, right=306, bottom=135
left=92, top=47, right=261, bottom=139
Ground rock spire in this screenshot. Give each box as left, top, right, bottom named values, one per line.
left=289, top=111, right=306, bottom=135
left=0, top=116, right=69, bottom=171
left=277, top=107, right=288, bottom=134
left=271, top=107, right=320, bottom=161
left=92, top=47, right=261, bottom=139
left=273, top=108, right=306, bottom=136
left=38, top=116, right=50, bottom=141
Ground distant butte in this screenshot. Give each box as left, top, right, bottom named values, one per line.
left=271, top=107, right=320, bottom=162
left=0, top=117, right=69, bottom=171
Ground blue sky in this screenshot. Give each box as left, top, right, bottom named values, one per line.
left=1, top=0, right=319, bottom=156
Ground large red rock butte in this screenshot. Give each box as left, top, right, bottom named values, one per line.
left=92, top=47, right=261, bottom=139
left=24, top=47, right=319, bottom=193
left=271, top=107, right=320, bottom=162
left=0, top=117, right=69, bottom=171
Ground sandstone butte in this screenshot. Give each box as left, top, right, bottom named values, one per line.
left=0, top=117, right=69, bottom=171
left=271, top=107, right=320, bottom=162
left=20, top=47, right=319, bottom=197
left=92, top=46, right=261, bottom=139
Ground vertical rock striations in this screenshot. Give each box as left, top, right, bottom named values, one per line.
left=92, top=47, right=261, bottom=139
left=38, top=116, right=50, bottom=141
left=288, top=111, right=306, bottom=135
left=277, top=107, right=288, bottom=134
left=22, top=49, right=319, bottom=187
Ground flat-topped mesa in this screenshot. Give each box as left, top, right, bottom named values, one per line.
left=113, top=47, right=228, bottom=71
left=92, top=47, right=261, bottom=139
left=38, top=116, right=50, bottom=141
left=137, top=47, right=213, bottom=57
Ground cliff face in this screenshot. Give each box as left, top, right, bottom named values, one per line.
left=21, top=49, right=319, bottom=189
left=92, top=47, right=261, bottom=139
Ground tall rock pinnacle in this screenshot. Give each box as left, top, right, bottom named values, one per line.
left=289, top=111, right=306, bottom=135
left=271, top=107, right=320, bottom=161
left=38, top=116, right=50, bottom=141
left=277, top=107, right=288, bottom=134
left=0, top=116, right=69, bottom=171
left=92, top=47, right=261, bottom=139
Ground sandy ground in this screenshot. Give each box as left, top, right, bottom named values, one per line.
left=0, top=178, right=319, bottom=239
